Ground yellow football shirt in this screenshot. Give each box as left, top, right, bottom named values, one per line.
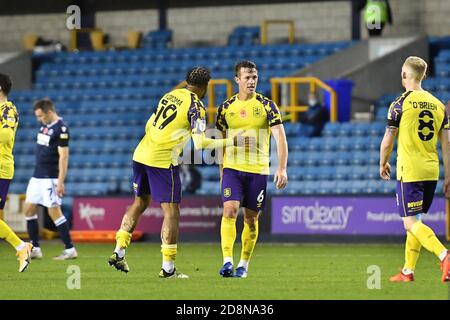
left=0, top=101, right=19, bottom=179
left=133, top=88, right=207, bottom=168
left=387, top=90, right=449, bottom=182
left=216, top=92, right=282, bottom=175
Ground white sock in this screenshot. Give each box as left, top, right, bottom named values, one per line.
left=33, top=247, right=41, bottom=252
left=439, top=250, right=448, bottom=262
left=237, top=260, right=249, bottom=270
left=15, top=242, right=26, bottom=251
left=162, top=261, right=174, bottom=273
left=402, top=268, right=414, bottom=275
left=223, top=257, right=233, bottom=265
left=114, top=247, right=125, bottom=258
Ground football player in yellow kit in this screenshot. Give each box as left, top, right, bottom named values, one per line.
left=217, top=61, right=288, bottom=278
left=0, top=73, right=33, bottom=272
left=109, top=67, right=248, bottom=278
left=380, top=56, right=450, bottom=282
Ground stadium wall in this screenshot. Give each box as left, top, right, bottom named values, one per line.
left=0, top=52, right=32, bottom=90
left=0, top=13, right=69, bottom=51
left=0, top=1, right=448, bottom=51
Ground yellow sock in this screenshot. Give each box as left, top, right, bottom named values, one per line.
left=410, top=221, right=447, bottom=259
left=240, top=221, right=259, bottom=262
left=403, top=231, right=421, bottom=271
left=161, top=244, right=177, bottom=266
left=115, top=229, right=132, bottom=249
left=221, top=217, right=237, bottom=261
left=0, top=219, right=22, bottom=249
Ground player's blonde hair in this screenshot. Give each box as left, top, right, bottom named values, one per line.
left=403, top=56, right=427, bottom=82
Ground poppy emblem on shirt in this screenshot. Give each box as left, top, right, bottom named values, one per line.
left=240, top=109, right=247, bottom=118
left=43, top=127, right=48, bottom=134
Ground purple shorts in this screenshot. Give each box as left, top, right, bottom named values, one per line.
left=0, top=179, right=11, bottom=210
left=396, top=180, right=437, bottom=217
left=221, top=168, right=268, bottom=212
left=132, top=161, right=181, bottom=203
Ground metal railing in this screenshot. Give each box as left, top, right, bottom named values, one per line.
left=261, top=20, right=295, bottom=45
left=270, top=77, right=337, bottom=122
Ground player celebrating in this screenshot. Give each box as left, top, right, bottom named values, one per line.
left=0, top=73, right=33, bottom=272
left=217, top=61, right=288, bottom=278
left=380, top=56, right=450, bottom=282
left=108, top=67, right=249, bottom=278
left=24, top=99, right=77, bottom=260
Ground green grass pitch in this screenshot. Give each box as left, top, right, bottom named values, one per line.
left=0, top=241, right=448, bottom=299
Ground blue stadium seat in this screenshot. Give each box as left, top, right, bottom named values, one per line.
left=352, top=123, right=370, bottom=136
left=335, top=180, right=353, bottom=194
left=322, top=122, right=340, bottom=137
left=317, top=180, right=337, bottom=194
left=287, top=136, right=309, bottom=151
left=348, top=165, right=367, bottom=180
left=333, top=166, right=352, bottom=180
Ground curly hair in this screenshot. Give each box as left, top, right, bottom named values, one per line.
left=186, top=66, right=211, bottom=87
left=0, top=73, right=12, bottom=96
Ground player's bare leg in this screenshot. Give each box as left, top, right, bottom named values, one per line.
left=159, top=202, right=188, bottom=278
left=235, top=208, right=259, bottom=278
left=219, top=200, right=239, bottom=277
left=24, top=202, right=42, bottom=259
left=109, top=195, right=150, bottom=273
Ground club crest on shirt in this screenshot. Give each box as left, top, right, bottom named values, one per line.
left=239, top=109, right=247, bottom=118
left=223, top=188, right=231, bottom=198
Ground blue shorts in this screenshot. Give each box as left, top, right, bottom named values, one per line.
left=132, top=161, right=181, bottom=203
left=0, top=179, right=11, bottom=210
left=396, top=180, right=437, bottom=217
left=221, top=168, right=268, bottom=212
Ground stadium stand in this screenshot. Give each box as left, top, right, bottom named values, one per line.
left=8, top=40, right=351, bottom=199
left=10, top=36, right=450, bottom=202
left=10, top=38, right=450, bottom=199
left=13, top=38, right=450, bottom=198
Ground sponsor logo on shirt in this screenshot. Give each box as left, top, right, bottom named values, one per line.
left=253, top=106, right=262, bottom=117
left=37, top=133, right=50, bottom=146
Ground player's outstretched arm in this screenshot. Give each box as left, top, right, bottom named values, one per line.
left=271, top=124, right=288, bottom=189
left=191, top=131, right=233, bottom=150
left=379, top=127, right=397, bottom=180
left=191, top=130, right=254, bottom=150
left=439, top=129, right=450, bottom=198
